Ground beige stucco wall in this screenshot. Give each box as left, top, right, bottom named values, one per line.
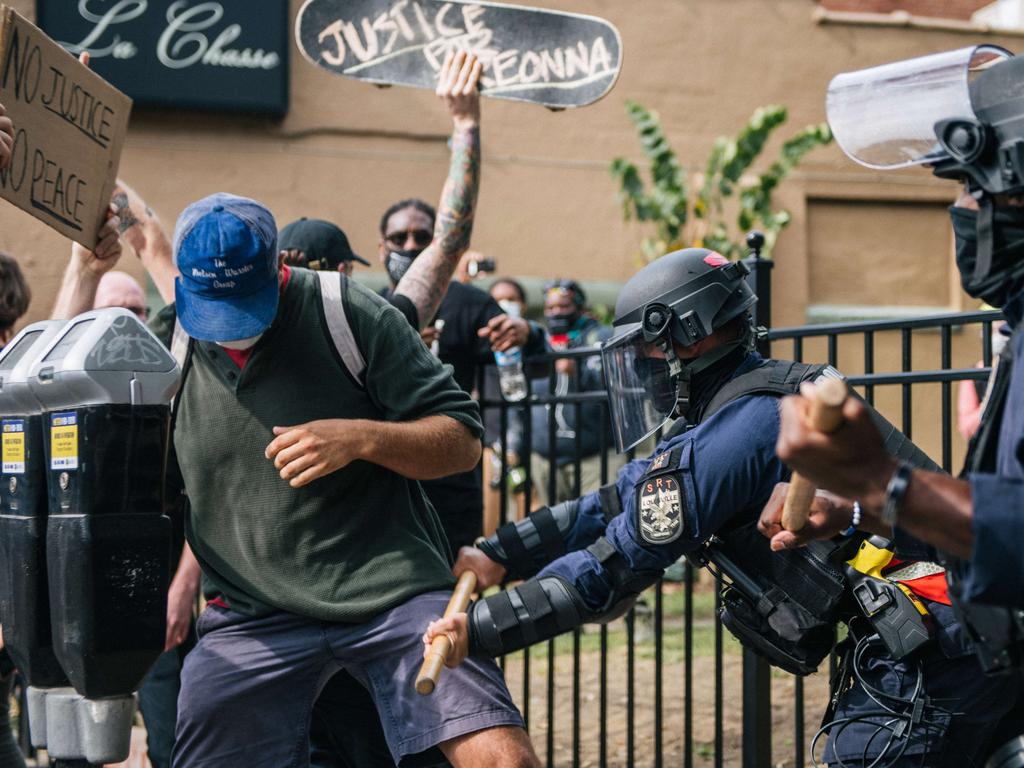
left=1, top=0, right=1014, bottom=463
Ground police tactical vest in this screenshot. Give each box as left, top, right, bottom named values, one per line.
left=684, top=359, right=939, bottom=676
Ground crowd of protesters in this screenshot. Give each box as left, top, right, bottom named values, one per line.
left=0, top=48, right=619, bottom=768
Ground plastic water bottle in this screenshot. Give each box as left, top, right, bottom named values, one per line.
left=430, top=319, right=445, bottom=357
left=495, top=347, right=527, bottom=402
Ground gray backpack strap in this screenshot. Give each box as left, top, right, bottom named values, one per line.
left=170, top=319, right=190, bottom=369
left=316, top=270, right=366, bottom=386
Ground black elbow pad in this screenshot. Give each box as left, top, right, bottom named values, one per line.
left=468, top=576, right=586, bottom=657
left=477, top=499, right=580, bottom=580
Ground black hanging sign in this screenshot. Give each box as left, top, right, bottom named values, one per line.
left=35, top=1, right=289, bottom=115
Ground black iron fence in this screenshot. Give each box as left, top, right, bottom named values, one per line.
left=478, top=305, right=999, bottom=767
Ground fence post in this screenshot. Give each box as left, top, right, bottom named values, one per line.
left=741, top=231, right=773, bottom=768
left=743, top=230, right=773, bottom=358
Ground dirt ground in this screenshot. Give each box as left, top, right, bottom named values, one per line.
left=500, top=637, right=832, bottom=768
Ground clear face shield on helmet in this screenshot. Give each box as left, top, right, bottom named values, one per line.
left=601, top=325, right=679, bottom=453
left=826, top=45, right=1010, bottom=170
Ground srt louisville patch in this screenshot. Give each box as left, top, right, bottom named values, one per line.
left=637, top=474, right=684, bottom=545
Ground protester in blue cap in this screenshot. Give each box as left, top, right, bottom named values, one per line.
left=143, top=190, right=540, bottom=768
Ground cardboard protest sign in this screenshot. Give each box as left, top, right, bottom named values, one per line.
left=0, top=7, right=132, bottom=247
left=296, top=0, right=622, bottom=109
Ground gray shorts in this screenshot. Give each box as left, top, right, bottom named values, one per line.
left=171, top=591, right=523, bottom=768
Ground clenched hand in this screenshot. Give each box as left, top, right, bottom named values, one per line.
left=265, top=419, right=368, bottom=488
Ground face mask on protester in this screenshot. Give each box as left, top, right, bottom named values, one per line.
left=216, top=333, right=263, bottom=351
left=546, top=312, right=581, bottom=336
left=385, top=248, right=423, bottom=285
left=950, top=205, right=1024, bottom=308
left=497, top=300, right=523, bottom=318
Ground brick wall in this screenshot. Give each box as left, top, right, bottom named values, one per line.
left=819, top=0, right=993, bottom=19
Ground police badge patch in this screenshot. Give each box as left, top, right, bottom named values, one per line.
left=637, top=475, right=685, bottom=544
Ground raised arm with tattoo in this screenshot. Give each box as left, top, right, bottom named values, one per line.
left=394, top=51, right=482, bottom=329
left=111, top=180, right=177, bottom=303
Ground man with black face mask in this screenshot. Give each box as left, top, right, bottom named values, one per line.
left=764, top=48, right=1024, bottom=618
left=377, top=195, right=545, bottom=553
left=527, top=279, right=624, bottom=506
left=767, top=189, right=1024, bottom=589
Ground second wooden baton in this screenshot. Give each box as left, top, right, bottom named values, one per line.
left=781, top=377, right=849, bottom=531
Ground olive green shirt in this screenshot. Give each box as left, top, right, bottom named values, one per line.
left=150, top=268, right=482, bottom=621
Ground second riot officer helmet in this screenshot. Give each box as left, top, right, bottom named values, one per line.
left=601, top=248, right=757, bottom=452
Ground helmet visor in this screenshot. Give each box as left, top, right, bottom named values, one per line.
left=827, top=45, right=1010, bottom=169
left=601, top=326, right=678, bottom=453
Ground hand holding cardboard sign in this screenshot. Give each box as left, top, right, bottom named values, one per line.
left=71, top=208, right=123, bottom=276
left=0, top=103, right=13, bottom=172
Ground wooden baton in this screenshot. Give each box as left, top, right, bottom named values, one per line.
left=416, top=569, right=478, bottom=695
left=781, top=377, right=849, bottom=532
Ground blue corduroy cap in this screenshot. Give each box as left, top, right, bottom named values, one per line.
left=173, top=193, right=279, bottom=342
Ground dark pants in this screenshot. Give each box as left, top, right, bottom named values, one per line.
left=172, top=593, right=522, bottom=768
left=309, top=671, right=453, bottom=768
left=138, top=647, right=185, bottom=768
left=0, top=655, right=26, bottom=768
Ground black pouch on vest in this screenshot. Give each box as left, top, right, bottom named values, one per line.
left=695, top=522, right=856, bottom=676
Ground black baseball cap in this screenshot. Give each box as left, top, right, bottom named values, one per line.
left=278, top=218, right=369, bottom=270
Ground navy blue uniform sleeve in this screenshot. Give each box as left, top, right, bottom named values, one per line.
left=965, top=475, right=1024, bottom=607
left=536, top=397, right=786, bottom=611
left=962, top=326, right=1024, bottom=608
left=561, top=457, right=653, bottom=553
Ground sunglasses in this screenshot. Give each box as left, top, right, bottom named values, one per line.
left=385, top=229, right=432, bottom=248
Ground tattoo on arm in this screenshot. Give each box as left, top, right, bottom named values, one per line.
left=112, top=192, right=140, bottom=234
left=395, top=124, right=480, bottom=328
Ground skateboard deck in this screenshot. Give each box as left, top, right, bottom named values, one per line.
left=295, top=0, right=622, bottom=109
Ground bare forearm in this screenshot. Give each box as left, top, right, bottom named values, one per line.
left=360, top=414, right=481, bottom=479
left=52, top=261, right=101, bottom=319
left=858, top=469, right=974, bottom=558
left=169, top=542, right=201, bottom=597
left=395, top=122, right=480, bottom=328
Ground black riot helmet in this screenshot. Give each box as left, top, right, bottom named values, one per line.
left=827, top=46, right=1024, bottom=307
left=602, top=248, right=757, bottom=452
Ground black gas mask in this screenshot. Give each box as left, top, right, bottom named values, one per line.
left=951, top=205, right=1024, bottom=307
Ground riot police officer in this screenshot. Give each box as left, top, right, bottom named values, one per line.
left=425, top=248, right=1018, bottom=767
left=760, top=44, right=1024, bottom=767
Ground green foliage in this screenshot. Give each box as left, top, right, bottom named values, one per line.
left=611, top=101, right=832, bottom=262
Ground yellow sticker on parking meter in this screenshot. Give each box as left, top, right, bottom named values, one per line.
left=2, top=419, right=25, bottom=474
left=50, top=412, right=78, bottom=470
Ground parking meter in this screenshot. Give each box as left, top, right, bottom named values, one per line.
left=0, top=320, right=69, bottom=687
left=28, top=308, right=180, bottom=700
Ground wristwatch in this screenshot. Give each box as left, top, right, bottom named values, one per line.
left=881, top=461, right=913, bottom=528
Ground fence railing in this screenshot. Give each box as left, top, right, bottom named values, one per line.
left=478, top=307, right=1000, bottom=768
